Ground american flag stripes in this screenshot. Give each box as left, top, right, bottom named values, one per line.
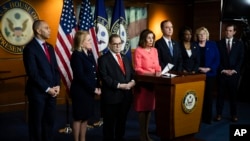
left=78, top=0, right=99, bottom=62
left=55, top=0, right=77, bottom=92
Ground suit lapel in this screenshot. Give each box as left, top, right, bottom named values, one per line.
left=172, top=40, right=176, bottom=57
left=108, top=52, right=126, bottom=75
left=34, top=40, right=51, bottom=64
left=161, top=38, right=172, bottom=57
left=82, top=51, right=96, bottom=64
left=121, top=54, right=127, bottom=75
left=46, top=44, right=53, bottom=64
left=230, top=39, right=236, bottom=53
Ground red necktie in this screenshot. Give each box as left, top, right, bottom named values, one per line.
left=116, top=53, right=125, bottom=74
left=42, top=43, right=51, bottom=63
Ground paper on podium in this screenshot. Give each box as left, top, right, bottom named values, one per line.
left=161, top=63, right=177, bottom=77
left=161, top=63, right=174, bottom=74
left=162, top=73, right=177, bottom=77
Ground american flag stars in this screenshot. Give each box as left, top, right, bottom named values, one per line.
left=60, top=0, right=77, bottom=34
left=78, top=0, right=94, bottom=30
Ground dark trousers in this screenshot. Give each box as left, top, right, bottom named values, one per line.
left=216, top=74, right=239, bottom=116
left=202, top=76, right=216, bottom=122
left=28, top=93, right=56, bottom=141
left=102, top=100, right=131, bottom=141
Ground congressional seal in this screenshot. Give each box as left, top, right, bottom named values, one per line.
left=0, top=0, right=39, bottom=54
left=182, top=90, right=197, bottom=114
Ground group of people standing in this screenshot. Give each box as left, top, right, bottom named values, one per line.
left=23, top=19, right=244, bottom=141
left=156, top=20, right=244, bottom=125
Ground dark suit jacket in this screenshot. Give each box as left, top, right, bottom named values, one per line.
left=98, top=51, right=135, bottom=104
left=180, top=42, right=200, bottom=73
left=217, top=38, right=244, bottom=76
left=70, top=50, right=99, bottom=96
left=155, top=37, right=183, bottom=72
left=23, top=38, right=61, bottom=95
left=70, top=50, right=99, bottom=120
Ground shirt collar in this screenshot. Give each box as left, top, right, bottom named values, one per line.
left=163, top=36, right=171, bottom=43
left=35, top=37, right=45, bottom=47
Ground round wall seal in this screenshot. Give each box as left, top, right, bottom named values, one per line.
left=0, top=0, right=39, bottom=54
left=182, top=91, right=197, bottom=114
left=95, top=16, right=109, bottom=53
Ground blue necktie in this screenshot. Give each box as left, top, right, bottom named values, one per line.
left=168, top=41, right=173, bottom=56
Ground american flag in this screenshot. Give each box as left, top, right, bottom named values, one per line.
left=78, top=0, right=99, bottom=62
left=55, top=0, right=77, bottom=92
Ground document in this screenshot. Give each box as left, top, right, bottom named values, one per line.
left=161, top=63, right=177, bottom=77
left=162, top=73, right=177, bottom=77
left=161, top=63, right=174, bottom=75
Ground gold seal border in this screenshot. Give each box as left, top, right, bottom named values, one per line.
left=0, top=0, right=39, bottom=54
left=182, top=90, right=197, bottom=114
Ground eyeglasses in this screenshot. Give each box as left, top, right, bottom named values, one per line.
left=111, top=43, right=122, bottom=46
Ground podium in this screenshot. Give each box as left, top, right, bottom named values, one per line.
left=135, top=73, right=206, bottom=140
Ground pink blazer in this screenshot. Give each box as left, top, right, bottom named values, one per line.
left=134, top=46, right=161, bottom=75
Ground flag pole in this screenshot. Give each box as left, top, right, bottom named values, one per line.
left=58, top=92, right=72, bottom=134
left=55, top=0, right=76, bottom=134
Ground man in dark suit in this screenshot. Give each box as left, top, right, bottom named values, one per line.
left=215, top=24, right=244, bottom=122
left=98, top=34, right=136, bottom=141
left=155, top=20, right=183, bottom=72
left=23, top=20, right=61, bottom=141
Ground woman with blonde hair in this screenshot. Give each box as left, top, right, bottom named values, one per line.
left=70, top=31, right=101, bottom=141
left=194, top=27, right=220, bottom=124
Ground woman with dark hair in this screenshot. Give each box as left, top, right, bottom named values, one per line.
left=179, top=26, right=200, bottom=74
left=133, top=29, right=161, bottom=141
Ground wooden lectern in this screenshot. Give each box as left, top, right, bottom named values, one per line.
left=135, top=73, right=206, bottom=141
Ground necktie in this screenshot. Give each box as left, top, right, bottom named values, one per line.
left=168, top=41, right=173, bottom=56
left=116, top=53, right=125, bottom=74
left=42, top=43, right=51, bottom=63
left=227, top=39, right=231, bottom=54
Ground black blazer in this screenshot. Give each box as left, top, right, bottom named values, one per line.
left=98, top=51, right=135, bottom=104
left=155, top=37, right=183, bottom=72
left=180, top=42, right=200, bottom=73
left=23, top=38, right=61, bottom=95
left=217, top=38, right=244, bottom=75
left=70, top=50, right=99, bottom=96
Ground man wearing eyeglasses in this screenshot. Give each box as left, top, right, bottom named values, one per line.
left=98, top=34, right=136, bottom=141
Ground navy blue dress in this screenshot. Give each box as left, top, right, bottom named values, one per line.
left=70, top=50, right=99, bottom=121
